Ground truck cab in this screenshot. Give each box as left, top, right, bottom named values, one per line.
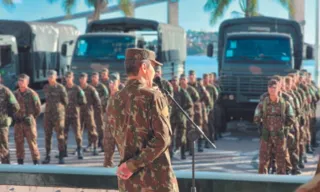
left=207, top=16, right=312, bottom=122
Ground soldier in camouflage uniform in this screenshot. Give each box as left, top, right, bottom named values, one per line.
left=42, top=70, right=68, bottom=164
left=154, top=66, right=174, bottom=111
left=203, top=73, right=219, bottom=145
left=64, top=71, right=87, bottom=159
left=179, top=74, right=200, bottom=154
left=13, top=74, right=41, bottom=165
left=110, top=72, right=125, bottom=90
left=106, top=48, right=179, bottom=192
left=254, top=80, right=295, bottom=175
left=103, top=75, right=119, bottom=167
left=91, top=72, right=109, bottom=152
left=79, top=73, right=100, bottom=156
left=0, top=74, right=20, bottom=164
left=188, top=70, right=212, bottom=152
left=101, top=68, right=110, bottom=93
left=170, top=76, right=193, bottom=159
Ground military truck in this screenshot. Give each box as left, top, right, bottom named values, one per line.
left=207, top=16, right=313, bottom=122
left=0, top=20, right=80, bottom=99
left=70, top=17, right=186, bottom=81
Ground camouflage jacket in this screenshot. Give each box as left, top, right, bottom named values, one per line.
left=171, top=87, right=193, bottom=123
left=204, top=84, right=218, bottom=109
left=91, top=82, right=109, bottom=112
left=183, top=85, right=200, bottom=117
left=101, top=79, right=110, bottom=94
left=43, top=83, right=68, bottom=118
left=14, top=88, right=41, bottom=120
left=106, top=79, right=179, bottom=192
left=0, top=84, right=20, bottom=127
left=254, top=97, right=295, bottom=130
left=286, top=90, right=301, bottom=118
left=80, top=84, right=101, bottom=115
left=65, top=84, right=87, bottom=119
left=188, top=82, right=212, bottom=109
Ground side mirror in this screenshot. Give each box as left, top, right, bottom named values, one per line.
left=207, top=43, right=214, bottom=57
left=61, top=44, right=67, bottom=57
left=69, top=40, right=74, bottom=45
left=306, top=45, right=313, bottom=60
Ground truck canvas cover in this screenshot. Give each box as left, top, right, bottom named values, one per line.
left=218, top=16, right=303, bottom=70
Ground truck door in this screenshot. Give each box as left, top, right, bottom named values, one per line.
left=0, top=36, right=18, bottom=90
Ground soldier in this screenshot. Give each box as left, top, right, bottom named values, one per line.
left=42, top=70, right=68, bottom=164
left=91, top=72, right=109, bottom=152
left=203, top=73, right=219, bottom=144
left=106, top=48, right=179, bottom=192
left=13, top=74, right=41, bottom=165
left=110, top=72, right=125, bottom=90
left=64, top=71, right=87, bottom=159
left=188, top=70, right=212, bottom=152
left=0, top=74, right=20, bottom=164
left=170, top=76, right=193, bottom=159
left=254, top=80, right=295, bottom=175
left=103, top=75, right=119, bottom=167
left=79, top=73, right=100, bottom=156
left=179, top=74, right=200, bottom=154
left=101, top=68, right=110, bottom=93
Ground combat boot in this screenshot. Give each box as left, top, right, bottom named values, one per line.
left=64, top=144, right=68, bottom=157
left=291, top=168, right=302, bottom=175
left=83, top=144, right=92, bottom=152
left=204, top=141, right=210, bottom=149
left=58, top=151, right=65, bottom=164
left=298, top=154, right=305, bottom=169
left=42, top=155, right=50, bottom=164
left=77, top=147, right=83, bottom=160
left=197, top=139, right=203, bottom=152
left=181, top=145, right=186, bottom=160
left=17, top=159, right=24, bottom=165
left=306, top=144, right=313, bottom=154
left=33, top=160, right=39, bottom=165
left=93, top=147, right=99, bottom=156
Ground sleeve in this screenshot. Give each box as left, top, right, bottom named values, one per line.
left=101, top=84, right=109, bottom=112
left=126, top=93, right=171, bottom=173
left=201, top=86, right=212, bottom=108
left=7, top=89, right=20, bottom=115
left=92, top=88, right=102, bottom=108
left=253, top=101, right=263, bottom=125
left=77, top=88, right=87, bottom=106
left=183, top=90, right=193, bottom=111
left=285, top=101, right=295, bottom=126
left=32, top=91, right=41, bottom=118
left=60, top=86, right=68, bottom=106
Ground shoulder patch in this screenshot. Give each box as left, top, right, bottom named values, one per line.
left=161, top=105, right=169, bottom=117
left=79, top=89, right=85, bottom=96
left=9, top=94, right=17, bottom=104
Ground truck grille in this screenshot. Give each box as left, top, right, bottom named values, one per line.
left=220, top=75, right=270, bottom=97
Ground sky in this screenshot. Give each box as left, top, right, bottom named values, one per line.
left=0, top=0, right=317, bottom=43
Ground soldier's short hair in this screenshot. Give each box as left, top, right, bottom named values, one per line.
left=268, top=80, right=278, bottom=87
left=271, top=75, right=281, bottom=82
left=18, top=74, right=30, bottom=81
left=285, top=76, right=292, bottom=84
left=189, top=70, right=195, bottom=75
left=171, top=76, right=178, bottom=81
left=101, top=68, right=109, bottom=73
left=47, top=70, right=57, bottom=77
left=91, top=72, right=99, bottom=76
left=203, top=73, right=209, bottom=78
left=110, top=72, right=120, bottom=81
left=65, top=71, right=74, bottom=77
left=180, top=74, right=186, bottom=79
left=79, top=72, right=88, bottom=78
left=196, top=77, right=202, bottom=81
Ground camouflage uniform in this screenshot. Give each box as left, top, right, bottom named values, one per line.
left=43, top=79, right=68, bottom=163
left=91, top=82, right=109, bottom=148
left=106, top=48, right=179, bottom=192
left=14, top=88, right=41, bottom=164
left=170, top=84, right=193, bottom=159
left=0, top=84, right=19, bottom=164
left=65, top=84, right=86, bottom=157
left=80, top=84, right=100, bottom=153
left=254, top=86, right=295, bottom=174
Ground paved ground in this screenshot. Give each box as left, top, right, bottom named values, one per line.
left=2, top=109, right=320, bottom=191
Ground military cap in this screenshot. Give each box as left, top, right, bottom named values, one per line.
left=47, top=70, right=57, bottom=76
left=203, top=73, right=209, bottom=78
left=268, top=79, right=278, bottom=87
left=18, top=73, right=30, bottom=80
left=65, top=71, right=74, bottom=77
left=180, top=74, right=186, bottom=79
left=154, top=65, right=162, bottom=72
left=189, top=70, right=195, bottom=75
left=124, top=48, right=162, bottom=67
left=79, top=72, right=88, bottom=78
left=91, top=72, right=99, bottom=76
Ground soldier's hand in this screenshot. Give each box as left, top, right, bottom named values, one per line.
left=117, top=163, right=133, bottom=180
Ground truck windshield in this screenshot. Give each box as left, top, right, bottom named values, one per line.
left=74, top=36, right=135, bottom=60
left=224, top=36, right=291, bottom=64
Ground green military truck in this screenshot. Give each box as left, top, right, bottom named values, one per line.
left=70, top=17, right=186, bottom=81
left=207, top=16, right=313, bottom=122
left=0, top=20, right=79, bottom=99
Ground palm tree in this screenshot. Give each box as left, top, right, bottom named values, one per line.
left=204, top=0, right=294, bottom=25
left=2, top=0, right=15, bottom=12
left=49, top=0, right=134, bottom=21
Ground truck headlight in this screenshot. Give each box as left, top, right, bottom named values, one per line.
left=229, top=94, right=235, bottom=100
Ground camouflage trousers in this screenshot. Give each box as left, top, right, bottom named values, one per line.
left=65, top=117, right=82, bottom=147
left=92, top=109, right=104, bottom=147
left=207, top=109, right=215, bottom=142
left=310, top=110, right=317, bottom=144
left=193, top=102, right=203, bottom=129
left=170, top=119, right=187, bottom=151
left=287, top=132, right=299, bottom=171
left=186, top=115, right=194, bottom=152
left=80, top=111, right=98, bottom=148
left=0, top=127, right=10, bottom=163
left=44, top=114, right=65, bottom=153
left=259, top=136, right=287, bottom=174
left=202, top=107, right=209, bottom=139
left=299, top=123, right=306, bottom=157
left=14, top=120, right=40, bottom=161
left=305, top=117, right=311, bottom=144
left=103, top=122, right=115, bottom=167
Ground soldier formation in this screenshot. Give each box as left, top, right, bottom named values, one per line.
left=254, top=69, right=320, bottom=175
